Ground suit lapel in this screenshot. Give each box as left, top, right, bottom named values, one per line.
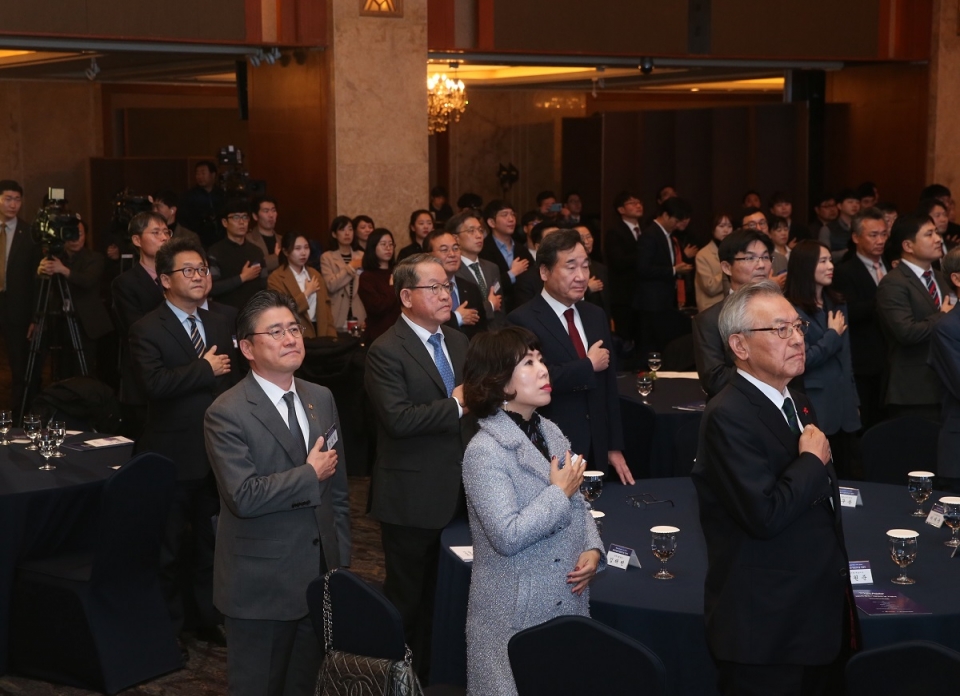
left=159, top=303, right=202, bottom=360
left=899, top=264, right=938, bottom=312
left=245, top=373, right=307, bottom=467
left=734, top=375, right=798, bottom=455
left=396, top=319, right=448, bottom=396
left=532, top=296, right=580, bottom=361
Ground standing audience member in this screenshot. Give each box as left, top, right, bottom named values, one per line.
left=509, top=230, right=633, bottom=485
left=784, top=241, right=860, bottom=477
left=365, top=255, right=470, bottom=680
left=247, top=196, right=281, bottom=274
left=205, top=290, right=351, bottom=696
left=857, top=181, right=879, bottom=210
left=352, top=215, right=375, bottom=252
left=695, top=213, right=734, bottom=311
left=929, top=246, right=960, bottom=495
left=356, top=228, right=401, bottom=344
left=769, top=191, right=807, bottom=243
left=319, top=216, right=366, bottom=334
left=480, top=200, right=534, bottom=314
left=267, top=232, right=337, bottom=339
left=832, top=208, right=889, bottom=429
left=821, top=189, right=860, bottom=262
left=809, top=193, right=839, bottom=242
left=397, top=209, right=434, bottom=262
left=450, top=212, right=503, bottom=324
left=769, top=216, right=792, bottom=277
left=577, top=226, right=611, bottom=319
left=129, top=236, right=239, bottom=653
left=429, top=187, right=454, bottom=225
left=604, top=191, right=643, bottom=343
left=424, top=228, right=487, bottom=339
left=461, top=327, right=605, bottom=696
left=692, top=281, right=858, bottom=696
left=741, top=190, right=762, bottom=209
left=178, top=161, right=225, bottom=248
left=876, top=213, right=952, bottom=419
left=917, top=198, right=953, bottom=250
left=919, top=183, right=960, bottom=244
left=208, top=200, right=267, bottom=310
left=153, top=190, right=201, bottom=247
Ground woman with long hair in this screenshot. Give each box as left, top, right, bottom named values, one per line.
left=267, top=231, right=337, bottom=338
left=695, top=212, right=734, bottom=311
left=352, top=214, right=375, bottom=252
left=356, top=228, right=401, bottom=343
left=396, top=209, right=434, bottom=261
left=319, top=215, right=366, bottom=333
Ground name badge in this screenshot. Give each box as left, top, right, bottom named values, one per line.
left=926, top=503, right=945, bottom=528
left=607, top=543, right=641, bottom=570
left=838, top=486, right=863, bottom=508
left=323, top=424, right=339, bottom=450
left=849, top=560, right=874, bottom=585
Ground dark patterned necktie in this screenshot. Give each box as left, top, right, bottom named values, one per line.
left=782, top=398, right=801, bottom=435
left=923, top=270, right=941, bottom=309
left=468, top=262, right=488, bottom=297
left=188, top=315, right=204, bottom=357
left=282, top=392, right=308, bottom=462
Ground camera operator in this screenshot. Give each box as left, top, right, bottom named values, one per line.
left=153, top=190, right=202, bottom=247
left=178, top=161, right=225, bottom=249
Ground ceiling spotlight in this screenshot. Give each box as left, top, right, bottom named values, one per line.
left=84, top=57, right=100, bottom=81
left=639, top=57, right=654, bottom=75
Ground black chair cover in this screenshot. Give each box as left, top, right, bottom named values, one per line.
left=845, top=640, right=960, bottom=696
left=860, top=416, right=940, bottom=484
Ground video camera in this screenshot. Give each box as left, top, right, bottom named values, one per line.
left=112, top=189, right=153, bottom=234
left=31, top=188, right=82, bottom=257
left=217, top=145, right=266, bottom=198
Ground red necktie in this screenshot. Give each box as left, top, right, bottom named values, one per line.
left=564, top=308, right=587, bottom=359
left=672, top=237, right=687, bottom=307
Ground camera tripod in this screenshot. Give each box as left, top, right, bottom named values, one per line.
left=20, top=266, right=88, bottom=419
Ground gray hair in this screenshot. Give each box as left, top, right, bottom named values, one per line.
left=393, top=253, right=445, bottom=300
left=851, top=206, right=886, bottom=237
left=237, top=289, right=299, bottom=342
left=943, top=247, right=960, bottom=292
left=718, top=280, right=784, bottom=357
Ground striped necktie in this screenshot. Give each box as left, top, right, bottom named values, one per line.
left=188, top=315, right=205, bottom=356
left=468, top=262, right=488, bottom=297
left=922, top=270, right=941, bottom=309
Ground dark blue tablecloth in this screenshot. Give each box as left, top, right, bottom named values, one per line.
left=432, top=478, right=960, bottom=694
left=0, top=432, right=133, bottom=674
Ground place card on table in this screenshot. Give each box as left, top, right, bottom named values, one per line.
left=671, top=401, right=706, bottom=412
left=607, top=543, right=641, bottom=570
left=848, top=561, right=873, bottom=585
left=61, top=435, right=134, bottom=452
left=853, top=589, right=931, bottom=615
left=654, top=371, right=699, bottom=379
left=926, top=503, right=945, bottom=528
left=450, top=546, right=473, bottom=563
left=838, top=487, right=863, bottom=507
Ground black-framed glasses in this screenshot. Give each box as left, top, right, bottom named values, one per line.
left=626, top=493, right=675, bottom=508
left=732, top=254, right=772, bottom=264
left=169, top=265, right=211, bottom=278
left=410, top=283, right=453, bottom=296
left=249, top=324, right=304, bottom=340
left=746, top=319, right=809, bottom=340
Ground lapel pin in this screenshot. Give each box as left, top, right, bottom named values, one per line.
left=307, top=403, right=314, bottom=410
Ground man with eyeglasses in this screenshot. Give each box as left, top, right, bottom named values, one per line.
left=424, top=228, right=487, bottom=339
left=365, top=254, right=470, bottom=680
left=205, top=289, right=350, bottom=695
left=129, top=236, right=240, bottom=658
left=693, top=229, right=775, bottom=399
left=822, top=189, right=861, bottom=262
left=692, top=280, right=858, bottom=696
left=449, top=211, right=503, bottom=323
left=208, top=199, right=267, bottom=310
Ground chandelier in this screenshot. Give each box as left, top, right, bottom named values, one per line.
left=427, top=65, right=467, bottom=135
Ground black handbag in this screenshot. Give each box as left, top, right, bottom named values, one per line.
left=315, top=570, right=424, bottom=696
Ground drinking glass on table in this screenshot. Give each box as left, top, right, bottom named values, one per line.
left=887, top=529, right=918, bottom=585
left=580, top=471, right=604, bottom=503
left=23, top=413, right=41, bottom=451
left=907, top=471, right=934, bottom=517
left=647, top=352, right=662, bottom=373
left=37, top=430, right=57, bottom=471
left=637, top=375, right=653, bottom=403
left=0, top=410, right=11, bottom=446
left=651, top=526, right=679, bottom=580
left=49, top=420, right=66, bottom=458
left=940, top=497, right=960, bottom=548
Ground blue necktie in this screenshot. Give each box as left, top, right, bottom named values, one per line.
left=427, top=333, right=456, bottom=397
left=450, top=281, right=460, bottom=309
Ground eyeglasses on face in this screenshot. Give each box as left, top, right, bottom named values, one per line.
left=248, top=324, right=304, bottom=340
left=732, top=254, right=773, bottom=264
left=227, top=214, right=250, bottom=222
left=745, top=319, right=810, bottom=340
left=410, top=283, right=453, bottom=296
left=169, top=266, right=211, bottom=278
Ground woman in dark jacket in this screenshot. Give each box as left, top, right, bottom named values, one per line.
left=396, top=209, right=433, bottom=261
left=356, top=228, right=400, bottom=344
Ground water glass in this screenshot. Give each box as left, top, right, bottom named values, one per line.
left=23, top=414, right=41, bottom=451
left=651, top=526, right=679, bottom=580
left=940, top=497, right=960, bottom=548
left=590, top=510, right=605, bottom=535
left=647, top=352, right=662, bottom=373
left=0, top=410, right=11, bottom=446
left=907, top=471, right=934, bottom=517
left=637, top=375, right=653, bottom=403
left=580, top=471, right=604, bottom=503
left=49, top=420, right=66, bottom=458
left=37, top=430, right=57, bottom=471
left=887, top=529, right=918, bottom=585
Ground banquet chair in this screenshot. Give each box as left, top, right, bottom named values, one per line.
left=860, top=416, right=940, bottom=484
left=845, top=640, right=960, bottom=695
left=508, top=615, right=666, bottom=695
left=9, top=453, right=182, bottom=694
left=306, top=569, right=465, bottom=695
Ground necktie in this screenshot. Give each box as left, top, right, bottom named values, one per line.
left=282, top=392, right=308, bottom=462
left=782, top=398, right=801, bottom=435
left=632, top=226, right=640, bottom=241
left=923, top=270, right=941, bottom=309
left=873, top=262, right=885, bottom=283
left=468, top=262, right=488, bottom=297
left=672, top=236, right=686, bottom=307
left=427, top=333, right=456, bottom=397
left=450, top=280, right=460, bottom=310
left=564, top=308, right=587, bottom=359
left=0, top=222, right=7, bottom=292
left=187, top=315, right=205, bottom=356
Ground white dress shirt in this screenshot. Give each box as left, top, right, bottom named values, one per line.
left=540, top=289, right=588, bottom=352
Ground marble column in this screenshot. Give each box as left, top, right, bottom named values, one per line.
left=928, top=0, right=960, bottom=191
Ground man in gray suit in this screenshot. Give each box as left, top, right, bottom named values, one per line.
left=365, top=254, right=470, bottom=679
left=205, top=289, right=351, bottom=696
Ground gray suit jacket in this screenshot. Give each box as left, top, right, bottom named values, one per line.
left=204, top=371, right=351, bottom=620
left=693, top=297, right=734, bottom=400
left=456, top=257, right=503, bottom=321
left=875, top=263, right=947, bottom=406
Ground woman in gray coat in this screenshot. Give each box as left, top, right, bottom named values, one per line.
left=461, top=327, right=605, bottom=696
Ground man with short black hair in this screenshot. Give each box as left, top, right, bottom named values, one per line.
left=179, top=161, right=225, bottom=248
left=821, top=189, right=860, bottom=261
left=153, top=190, right=201, bottom=247
left=604, top=190, right=643, bottom=344
left=920, top=183, right=960, bottom=245
left=480, top=200, right=534, bottom=313
left=448, top=212, right=502, bottom=322
left=208, top=200, right=267, bottom=310
left=809, top=192, right=839, bottom=241
left=247, top=195, right=281, bottom=273
left=769, top=191, right=807, bottom=243
left=917, top=197, right=953, bottom=249
left=424, top=229, right=487, bottom=339
left=536, top=190, right=558, bottom=217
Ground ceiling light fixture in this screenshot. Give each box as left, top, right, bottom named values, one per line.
left=427, top=62, right=467, bottom=135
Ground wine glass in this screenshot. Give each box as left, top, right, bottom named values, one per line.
left=647, top=352, right=662, bottom=374
left=49, top=420, right=66, bottom=458
left=651, top=526, right=679, bottom=580
left=590, top=510, right=605, bottom=535
left=580, top=471, right=604, bottom=503
left=637, top=375, right=653, bottom=403
left=0, top=410, right=11, bottom=446
left=940, top=497, right=960, bottom=548
left=37, top=430, right=57, bottom=471
left=23, top=413, right=41, bottom=451
left=887, top=529, right=918, bottom=585
left=907, top=471, right=934, bottom=517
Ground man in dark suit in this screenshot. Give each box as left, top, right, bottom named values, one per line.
left=129, top=236, right=239, bottom=652
left=480, top=200, right=535, bottom=313
left=635, top=197, right=694, bottom=352
left=930, top=246, right=960, bottom=494
left=692, top=281, right=858, bottom=695
left=365, top=254, right=470, bottom=679
left=769, top=191, right=809, bottom=243
left=0, top=180, right=40, bottom=419
left=822, top=189, right=860, bottom=262
left=450, top=211, right=504, bottom=325
left=809, top=192, right=839, bottom=242
left=832, top=208, right=889, bottom=429
left=876, top=213, right=953, bottom=419
left=603, top=190, right=643, bottom=344
left=112, top=212, right=171, bottom=438
left=205, top=289, right=350, bottom=695
left=425, top=229, right=487, bottom=339
left=508, top=230, right=634, bottom=485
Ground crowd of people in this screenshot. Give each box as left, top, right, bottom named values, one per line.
left=2, top=163, right=959, bottom=695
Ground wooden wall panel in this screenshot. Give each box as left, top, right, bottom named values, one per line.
left=123, top=108, right=249, bottom=158
left=560, top=117, right=602, bottom=219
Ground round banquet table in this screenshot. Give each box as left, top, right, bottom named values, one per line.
left=0, top=431, right=133, bottom=675
left=431, top=478, right=960, bottom=695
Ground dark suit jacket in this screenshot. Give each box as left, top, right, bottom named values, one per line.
left=55, top=248, right=113, bottom=341
left=456, top=257, right=504, bottom=323
left=129, top=303, right=239, bottom=480
left=832, top=257, right=886, bottom=377
left=603, top=220, right=640, bottom=307
left=4, top=217, right=40, bottom=328
left=365, top=317, right=470, bottom=530
left=929, top=309, right=960, bottom=478
left=875, top=263, right=947, bottom=405
left=111, top=263, right=165, bottom=404
left=508, top=295, right=623, bottom=471
left=584, top=259, right=612, bottom=318
left=634, top=222, right=677, bottom=312
left=479, top=234, right=535, bottom=314
left=693, top=297, right=733, bottom=400
left=691, top=373, right=855, bottom=664
left=444, top=274, right=488, bottom=339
